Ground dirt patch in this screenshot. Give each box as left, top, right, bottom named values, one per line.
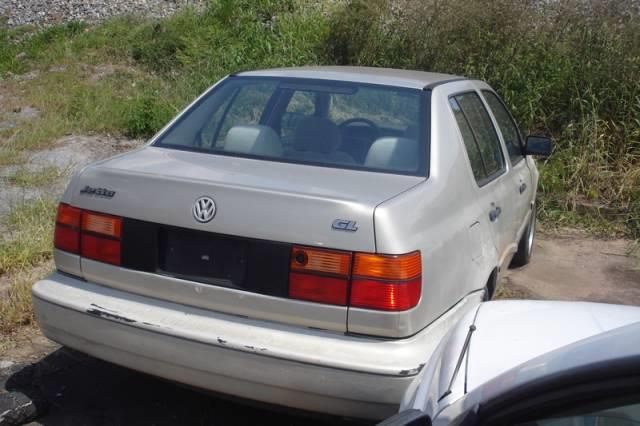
left=0, top=326, right=57, bottom=367
left=499, top=233, right=640, bottom=305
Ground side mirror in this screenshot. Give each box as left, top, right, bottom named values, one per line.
left=524, top=135, right=553, bottom=157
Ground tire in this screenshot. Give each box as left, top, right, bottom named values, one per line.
left=510, top=206, right=536, bottom=268
left=483, top=269, right=498, bottom=301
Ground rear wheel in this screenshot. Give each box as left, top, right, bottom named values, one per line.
left=510, top=206, right=536, bottom=268
left=483, top=269, right=498, bottom=301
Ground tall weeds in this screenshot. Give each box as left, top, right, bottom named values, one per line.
left=0, top=0, right=638, bottom=235
left=327, top=0, right=640, bottom=236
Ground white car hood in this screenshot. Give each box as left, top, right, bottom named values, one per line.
left=465, top=300, right=640, bottom=391
left=399, top=300, right=640, bottom=419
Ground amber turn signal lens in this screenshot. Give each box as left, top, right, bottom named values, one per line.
left=82, top=211, right=122, bottom=238
left=353, top=251, right=421, bottom=280
left=290, top=246, right=352, bottom=277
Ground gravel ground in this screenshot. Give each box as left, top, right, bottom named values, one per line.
left=0, top=0, right=204, bottom=28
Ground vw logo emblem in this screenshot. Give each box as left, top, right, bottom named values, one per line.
left=192, top=196, right=216, bottom=223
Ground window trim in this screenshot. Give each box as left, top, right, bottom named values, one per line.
left=480, top=89, right=525, bottom=167
left=152, top=75, right=432, bottom=178
left=448, top=90, right=507, bottom=188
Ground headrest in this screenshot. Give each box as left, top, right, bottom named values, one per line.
left=293, top=116, right=342, bottom=154
left=224, top=125, right=282, bottom=157
left=365, top=137, right=419, bottom=172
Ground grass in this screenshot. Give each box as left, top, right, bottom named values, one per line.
left=326, top=0, right=640, bottom=238
left=0, top=0, right=637, bottom=338
left=8, top=166, right=65, bottom=187
left=0, top=198, right=57, bottom=334
left=0, top=198, right=57, bottom=274
left=0, top=0, right=636, bottom=237
left=0, top=265, right=52, bottom=335
left=0, top=149, right=25, bottom=167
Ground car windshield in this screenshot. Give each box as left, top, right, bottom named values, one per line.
left=154, top=76, right=429, bottom=176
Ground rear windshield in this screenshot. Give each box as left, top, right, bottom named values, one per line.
left=154, top=76, right=429, bottom=176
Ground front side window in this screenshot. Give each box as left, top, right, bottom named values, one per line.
left=482, top=90, right=524, bottom=165
left=154, top=76, right=429, bottom=176
left=449, top=92, right=506, bottom=185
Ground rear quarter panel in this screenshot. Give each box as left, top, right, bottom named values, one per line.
left=348, top=82, right=499, bottom=336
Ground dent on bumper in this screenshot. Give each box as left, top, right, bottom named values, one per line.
left=32, top=272, right=481, bottom=419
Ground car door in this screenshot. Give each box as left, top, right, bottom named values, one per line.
left=481, top=89, right=533, bottom=246
left=448, top=92, right=512, bottom=270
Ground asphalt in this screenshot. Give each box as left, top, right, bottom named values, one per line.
left=0, top=347, right=358, bottom=426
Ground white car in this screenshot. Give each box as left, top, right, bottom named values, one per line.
left=381, top=301, right=640, bottom=426
left=34, top=67, right=552, bottom=419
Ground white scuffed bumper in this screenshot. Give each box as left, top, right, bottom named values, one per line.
left=32, top=271, right=481, bottom=420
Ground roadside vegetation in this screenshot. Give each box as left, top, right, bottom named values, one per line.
left=8, top=166, right=64, bottom=187
left=0, top=0, right=638, bottom=336
left=0, top=198, right=56, bottom=334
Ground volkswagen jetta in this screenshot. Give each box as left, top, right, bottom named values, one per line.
left=33, top=66, right=552, bottom=420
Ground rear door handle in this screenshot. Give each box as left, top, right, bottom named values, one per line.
left=489, top=206, right=502, bottom=222
left=519, top=182, right=527, bottom=194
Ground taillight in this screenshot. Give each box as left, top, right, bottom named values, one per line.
left=289, top=246, right=351, bottom=305
left=288, top=246, right=422, bottom=311
left=54, top=203, right=122, bottom=266
left=80, top=211, right=122, bottom=265
left=54, top=203, right=81, bottom=253
left=351, top=251, right=422, bottom=311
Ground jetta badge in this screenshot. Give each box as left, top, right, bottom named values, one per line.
left=332, top=219, right=358, bottom=232
left=192, top=196, right=216, bottom=223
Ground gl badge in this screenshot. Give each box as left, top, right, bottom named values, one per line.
left=332, top=219, right=358, bottom=232
left=193, top=196, right=216, bottom=223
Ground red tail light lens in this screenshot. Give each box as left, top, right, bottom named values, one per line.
left=54, top=203, right=81, bottom=253
left=289, top=246, right=351, bottom=305
left=54, top=203, right=122, bottom=266
left=351, top=251, right=422, bottom=311
left=81, top=233, right=121, bottom=265
left=80, top=211, right=122, bottom=265
left=350, top=277, right=421, bottom=311
left=289, top=273, right=349, bottom=305
left=288, top=246, right=422, bottom=311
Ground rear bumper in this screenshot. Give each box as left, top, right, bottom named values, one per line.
left=33, top=271, right=481, bottom=420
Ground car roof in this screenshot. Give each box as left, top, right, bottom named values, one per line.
left=235, top=66, right=464, bottom=90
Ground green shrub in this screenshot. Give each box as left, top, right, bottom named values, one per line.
left=124, top=88, right=175, bottom=138
left=1, top=0, right=637, bottom=236
left=324, top=0, right=640, bottom=236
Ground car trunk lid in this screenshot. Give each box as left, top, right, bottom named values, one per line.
left=64, top=146, right=424, bottom=332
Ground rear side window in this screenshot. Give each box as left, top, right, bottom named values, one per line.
left=449, top=92, right=506, bottom=185
left=482, top=90, right=524, bottom=165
